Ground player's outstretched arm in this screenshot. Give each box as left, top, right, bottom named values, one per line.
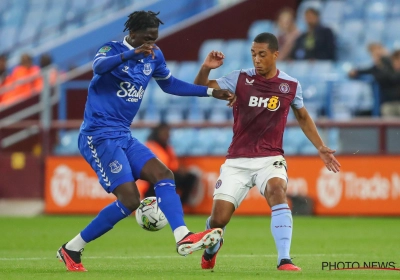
left=156, top=75, right=235, bottom=106
left=194, top=51, right=225, bottom=88
left=292, top=106, right=341, bottom=173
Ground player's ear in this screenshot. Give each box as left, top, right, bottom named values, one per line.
left=129, top=30, right=136, bottom=40
left=274, top=51, right=279, bottom=60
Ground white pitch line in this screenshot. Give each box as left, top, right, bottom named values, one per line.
left=0, top=253, right=355, bottom=261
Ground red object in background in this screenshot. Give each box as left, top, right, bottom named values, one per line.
left=44, top=155, right=400, bottom=215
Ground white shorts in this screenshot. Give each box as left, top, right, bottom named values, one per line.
left=213, top=156, right=288, bottom=209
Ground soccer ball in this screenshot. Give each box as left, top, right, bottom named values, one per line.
left=135, top=196, right=168, bottom=231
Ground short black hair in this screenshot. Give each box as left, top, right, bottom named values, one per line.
left=124, top=11, right=164, bottom=32
left=305, top=7, right=320, bottom=17
left=253, top=32, right=279, bottom=51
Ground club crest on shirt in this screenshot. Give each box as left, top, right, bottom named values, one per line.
left=143, top=63, right=152, bottom=75
left=215, top=179, right=222, bottom=189
left=279, top=83, right=290, bottom=93
left=109, top=160, right=123, bottom=173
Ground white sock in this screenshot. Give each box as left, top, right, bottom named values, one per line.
left=65, top=233, right=87, bottom=252
left=270, top=203, right=292, bottom=264
left=174, top=226, right=190, bottom=243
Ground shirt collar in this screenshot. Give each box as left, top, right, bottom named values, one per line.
left=123, top=36, right=134, bottom=50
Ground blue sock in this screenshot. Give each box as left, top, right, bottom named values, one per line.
left=154, top=179, right=185, bottom=231
left=80, top=200, right=131, bottom=242
left=205, top=216, right=225, bottom=255
left=270, top=203, right=292, bottom=264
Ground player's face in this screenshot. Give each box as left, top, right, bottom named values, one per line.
left=129, top=28, right=159, bottom=48
left=251, top=42, right=278, bottom=77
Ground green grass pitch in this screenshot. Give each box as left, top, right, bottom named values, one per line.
left=0, top=215, right=399, bottom=279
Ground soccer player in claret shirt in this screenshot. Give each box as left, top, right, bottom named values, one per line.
left=56, top=11, right=235, bottom=272
left=194, top=32, right=341, bottom=271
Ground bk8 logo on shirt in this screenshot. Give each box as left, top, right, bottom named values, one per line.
left=116, top=81, right=145, bottom=103
left=248, top=96, right=280, bottom=111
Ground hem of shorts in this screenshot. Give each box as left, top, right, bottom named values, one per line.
left=109, top=173, right=135, bottom=193
left=226, top=152, right=283, bottom=159
left=79, top=128, right=131, bottom=136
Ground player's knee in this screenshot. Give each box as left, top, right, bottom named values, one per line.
left=153, top=167, right=174, bottom=183
left=266, top=184, right=286, bottom=199
left=119, top=194, right=141, bottom=212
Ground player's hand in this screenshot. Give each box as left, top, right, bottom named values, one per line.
left=211, top=89, right=236, bottom=107
left=318, top=145, right=341, bottom=173
left=203, top=51, right=225, bottom=69
left=135, top=42, right=159, bottom=59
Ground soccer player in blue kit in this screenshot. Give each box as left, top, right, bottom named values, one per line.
left=56, top=11, right=235, bottom=272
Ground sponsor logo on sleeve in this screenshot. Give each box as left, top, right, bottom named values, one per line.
left=99, top=46, right=112, bottom=53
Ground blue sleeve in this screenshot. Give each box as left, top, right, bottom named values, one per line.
left=291, top=81, right=304, bottom=109
left=156, top=75, right=208, bottom=97
left=216, top=70, right=240, bottom=93
left=92, top=44, right=146, bottom=75
left=152, top=48, right=171, bottom=80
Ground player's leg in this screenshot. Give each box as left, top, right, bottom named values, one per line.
left=57, top=133, right=138, bottom=271
left=202, top=159, right=252, bottom=269
left=256, top=156, right=300, bottom=271
left=127, top=138, right=222, bottom=255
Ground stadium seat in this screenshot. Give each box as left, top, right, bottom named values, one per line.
left=327, top=128, right=340, bottom=152
left=198, top=39, right=224, bottom=62
left=165, top=61, right=179, bottom=76
left=343, top=0, right=365, bottom=20
left=170, top=128, right=196, bottom=156
left=277, top=62, right=289, bottom=73
left=384, top=19, right=400, bottom=41
left=131, top=128, right=151, bottom=143
left=223, top=39, right=248, bottom=65
left=321, top=0, right=345, bottom=26
left=309, top=61, right=334, bottom=78
left=337, top=20, right=364, bottom=61
left=388, top=0, right=400, bottom=18
left=187, top=107, right=206, bottom=123
left=175, top=61, right=200, bottom=82
left=142, top=108, right=162, bottom=123
left=209, top=128, right=232, bottom=155
left=54, top=130, right=80, bottom=155
left=364, top=0, right=389, bottom=21
left=364, top=20, right=385, bottom=44
left=164, top=108, right=185, bottom=124
left=286, top=61, right=311, bottom=79
left=332, top=80, right=373, bottom=119
left=247, top=20, right=276, bottom=40
left=208, top=108, right=228, bottom=124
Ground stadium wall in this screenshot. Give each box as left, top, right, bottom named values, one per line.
left=157, top=0, right=297, bottom=61
left=44, top=156, right=400, bottom=216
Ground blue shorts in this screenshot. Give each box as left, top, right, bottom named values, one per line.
left=78, top=131, right=155, bottom=193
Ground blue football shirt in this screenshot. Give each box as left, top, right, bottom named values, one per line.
left=80, top=36, right=171, bottom=135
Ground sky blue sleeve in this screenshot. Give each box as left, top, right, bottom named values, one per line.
left=291, top=81, right=304, bottom=109
left=216, top=70, right=240, bottom=93
left=152, top=48, right=171, bottom=80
